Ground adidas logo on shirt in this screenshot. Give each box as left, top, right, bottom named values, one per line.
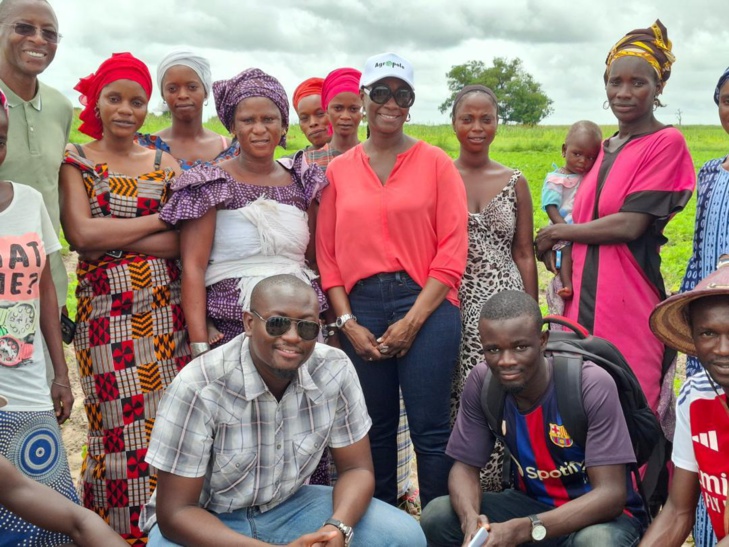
left=692, top=430, right=719, bottom=451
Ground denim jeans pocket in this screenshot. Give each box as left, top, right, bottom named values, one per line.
left=398, top=274, right=422, bottom=295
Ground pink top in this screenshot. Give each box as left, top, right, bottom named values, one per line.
left=316, top=140, right=468, bottom=307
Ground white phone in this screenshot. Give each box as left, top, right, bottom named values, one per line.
left=467, top=526, right=489, bottom=547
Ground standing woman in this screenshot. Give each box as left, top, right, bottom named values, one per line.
left=317, top=53, right=468, bottom=508
left=0, top=89, right=78, bottom=546
left=535, top=21, right=695, bottom=415
left=60, top=52, right=190, bottom=546
left=137, top=51, right=236, bottom=169
left=675, top=66, right=729, bottom=547
left=305, top=68, right=363, bottom=171
left=449, top=84, right=537, bottom=491
left=160, top=68, right=327, bottom=353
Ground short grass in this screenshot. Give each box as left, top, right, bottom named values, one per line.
left=64, top=110, right=727, bottom=321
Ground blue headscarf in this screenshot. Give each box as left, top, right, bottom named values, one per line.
left=714, top=66, right=729, bottom=105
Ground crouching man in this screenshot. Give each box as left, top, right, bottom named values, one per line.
left=141, top=275, right=425, bottom=546
left=642, top=263, right=729, bottom=546
left=420, top=290, right=646, bottom=546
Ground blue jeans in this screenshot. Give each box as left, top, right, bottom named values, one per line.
left=420, top=489, right=644, bottom=546
left=342, top=272, right=460, bottom=508
left=147, top=485, right=425, bottom=546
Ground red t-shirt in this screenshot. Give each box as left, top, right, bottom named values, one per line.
left=674, top=374, right=729, bottom=539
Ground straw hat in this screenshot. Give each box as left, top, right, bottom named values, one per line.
left=650, top=262, right=729, bottom=356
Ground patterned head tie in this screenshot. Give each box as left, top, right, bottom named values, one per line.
left=213, top=68, right=289, bottom=147
left=605, top=19, right=675, bottom=85
left=714, top=66, right=729, bottom=106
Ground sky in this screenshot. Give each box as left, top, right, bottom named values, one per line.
left=47, top=0, right=729, bottom=126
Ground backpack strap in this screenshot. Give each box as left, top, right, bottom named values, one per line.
left=552, top=354, right=588, bottom=450
left=480, top=368, right=506, bottom=440
left=153, top=148, right=163, bottom=170
left=480, top=368, right=512, bottom=489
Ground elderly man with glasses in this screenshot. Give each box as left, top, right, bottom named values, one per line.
left=0, top=0, right=73, bottom=373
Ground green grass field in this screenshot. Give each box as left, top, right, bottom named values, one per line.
left=63, top=111, right=728, bottom=320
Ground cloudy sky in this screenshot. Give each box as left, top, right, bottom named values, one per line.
left=47, top=0, right=728, bottom=126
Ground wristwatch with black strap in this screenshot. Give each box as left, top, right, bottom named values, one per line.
left=528, top=514, right=547, bottom=541
left=323, top=518, right=353, bottom=546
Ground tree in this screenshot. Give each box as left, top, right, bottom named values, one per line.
left=439, top=57, right=554, bottom=125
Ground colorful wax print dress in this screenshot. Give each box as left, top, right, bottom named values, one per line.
left=64, top=148, right=191, bottom=546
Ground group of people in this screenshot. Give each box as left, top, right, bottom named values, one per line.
left=0, top=0, right=728, bottom=544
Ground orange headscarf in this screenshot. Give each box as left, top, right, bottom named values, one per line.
left=292, top=77, right=324, bottom=111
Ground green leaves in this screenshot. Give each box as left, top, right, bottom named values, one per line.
left=440, top=57, right=554, bottom=125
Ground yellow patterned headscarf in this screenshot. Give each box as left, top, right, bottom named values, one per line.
left=605, top=20, right=675, bottom=84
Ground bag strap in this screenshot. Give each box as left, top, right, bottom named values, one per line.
left=480, top=368, right=506, bottom=440
left=480, top=368, right=512, bottom=488
left=72, top=143, right=86, bottom=158
left=153, top=148, right=163, bottom=170
left=552, top=354, right=588, bottom=449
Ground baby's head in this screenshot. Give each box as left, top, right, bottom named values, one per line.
left=562, top=121, right=602, bottom=175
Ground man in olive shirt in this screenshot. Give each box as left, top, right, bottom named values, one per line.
left=0, top=0, right=72, bottom=313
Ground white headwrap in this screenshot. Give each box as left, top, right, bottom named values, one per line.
left=157, top=50, right=212, bottom=97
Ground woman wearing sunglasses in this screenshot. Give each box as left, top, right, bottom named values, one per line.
left=317, top=52, right=468, bottom=509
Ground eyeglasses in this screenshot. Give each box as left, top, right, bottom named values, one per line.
left=251, top=310, right=320, bottom=341
left=3, top=23, right=62, bottom=44
left=363, top=85, right=415, bottom=108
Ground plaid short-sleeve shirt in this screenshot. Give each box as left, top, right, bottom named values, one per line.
left=141, top=335, right=371, bottom=530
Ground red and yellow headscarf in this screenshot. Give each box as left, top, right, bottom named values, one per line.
left=605, top=20, right=675, bottom=85
left=75, top=52, right=153, bottom=140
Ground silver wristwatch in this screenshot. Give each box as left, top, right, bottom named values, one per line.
left=528, top=514, right=547, bottom=542
left=335, top=313, right=357, bottom=329
left=324, top=518, right=353, bottom=546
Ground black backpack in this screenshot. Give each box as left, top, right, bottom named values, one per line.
left=480, top=315, right=664, bottom=514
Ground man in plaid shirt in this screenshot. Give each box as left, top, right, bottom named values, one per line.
left=141, top=275, right=425, bottom=546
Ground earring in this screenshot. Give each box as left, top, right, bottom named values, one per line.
left=602, top=100, right=610, bottom=110
left=406, top=113, right=411, bottom=122
left=204, top=99, right=209, bottom=106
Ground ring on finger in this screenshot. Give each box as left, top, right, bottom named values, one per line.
left=380, top=345, right=390, bottom=353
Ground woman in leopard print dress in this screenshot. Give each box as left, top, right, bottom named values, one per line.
left=450, top=85, right=538, bottom=491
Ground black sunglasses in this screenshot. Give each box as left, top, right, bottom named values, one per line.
left=251, top=310, right=320, bottom=341
left=363, top=85, right=415, bottom=108
left=4, top=22, right=61, bottom=44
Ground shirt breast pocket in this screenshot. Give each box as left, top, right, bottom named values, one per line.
left=209, top=450, right=258, bottom=496
left=293, top=431, right=328, bottom=478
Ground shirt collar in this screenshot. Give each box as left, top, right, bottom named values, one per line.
left=0, top=79, right=42, bottom=111
left=239, top=338, right=325, bottom=404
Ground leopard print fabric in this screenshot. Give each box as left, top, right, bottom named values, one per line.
left=451, top=170, right=526, bottom=492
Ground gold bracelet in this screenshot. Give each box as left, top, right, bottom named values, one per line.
left=52, top=380, right=71, bottom=389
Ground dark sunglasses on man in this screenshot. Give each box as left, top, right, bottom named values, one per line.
left=363, top=85, right=415, bottom=108
left=251, top=310, right=321, bottom=341
left=3, top=22, right=61, bottom=44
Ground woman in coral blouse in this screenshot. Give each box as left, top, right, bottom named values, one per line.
left=316, top=52, right=468, bottom=509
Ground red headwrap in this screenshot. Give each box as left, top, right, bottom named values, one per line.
left=292, top=77, right=324, bottom=111
left=321, top=68, right=361, bottom=135
left=75, top=52, right=153, bottom=140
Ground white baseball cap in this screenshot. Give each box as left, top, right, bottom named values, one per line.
left=360, top=53, right=415, bottom=90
